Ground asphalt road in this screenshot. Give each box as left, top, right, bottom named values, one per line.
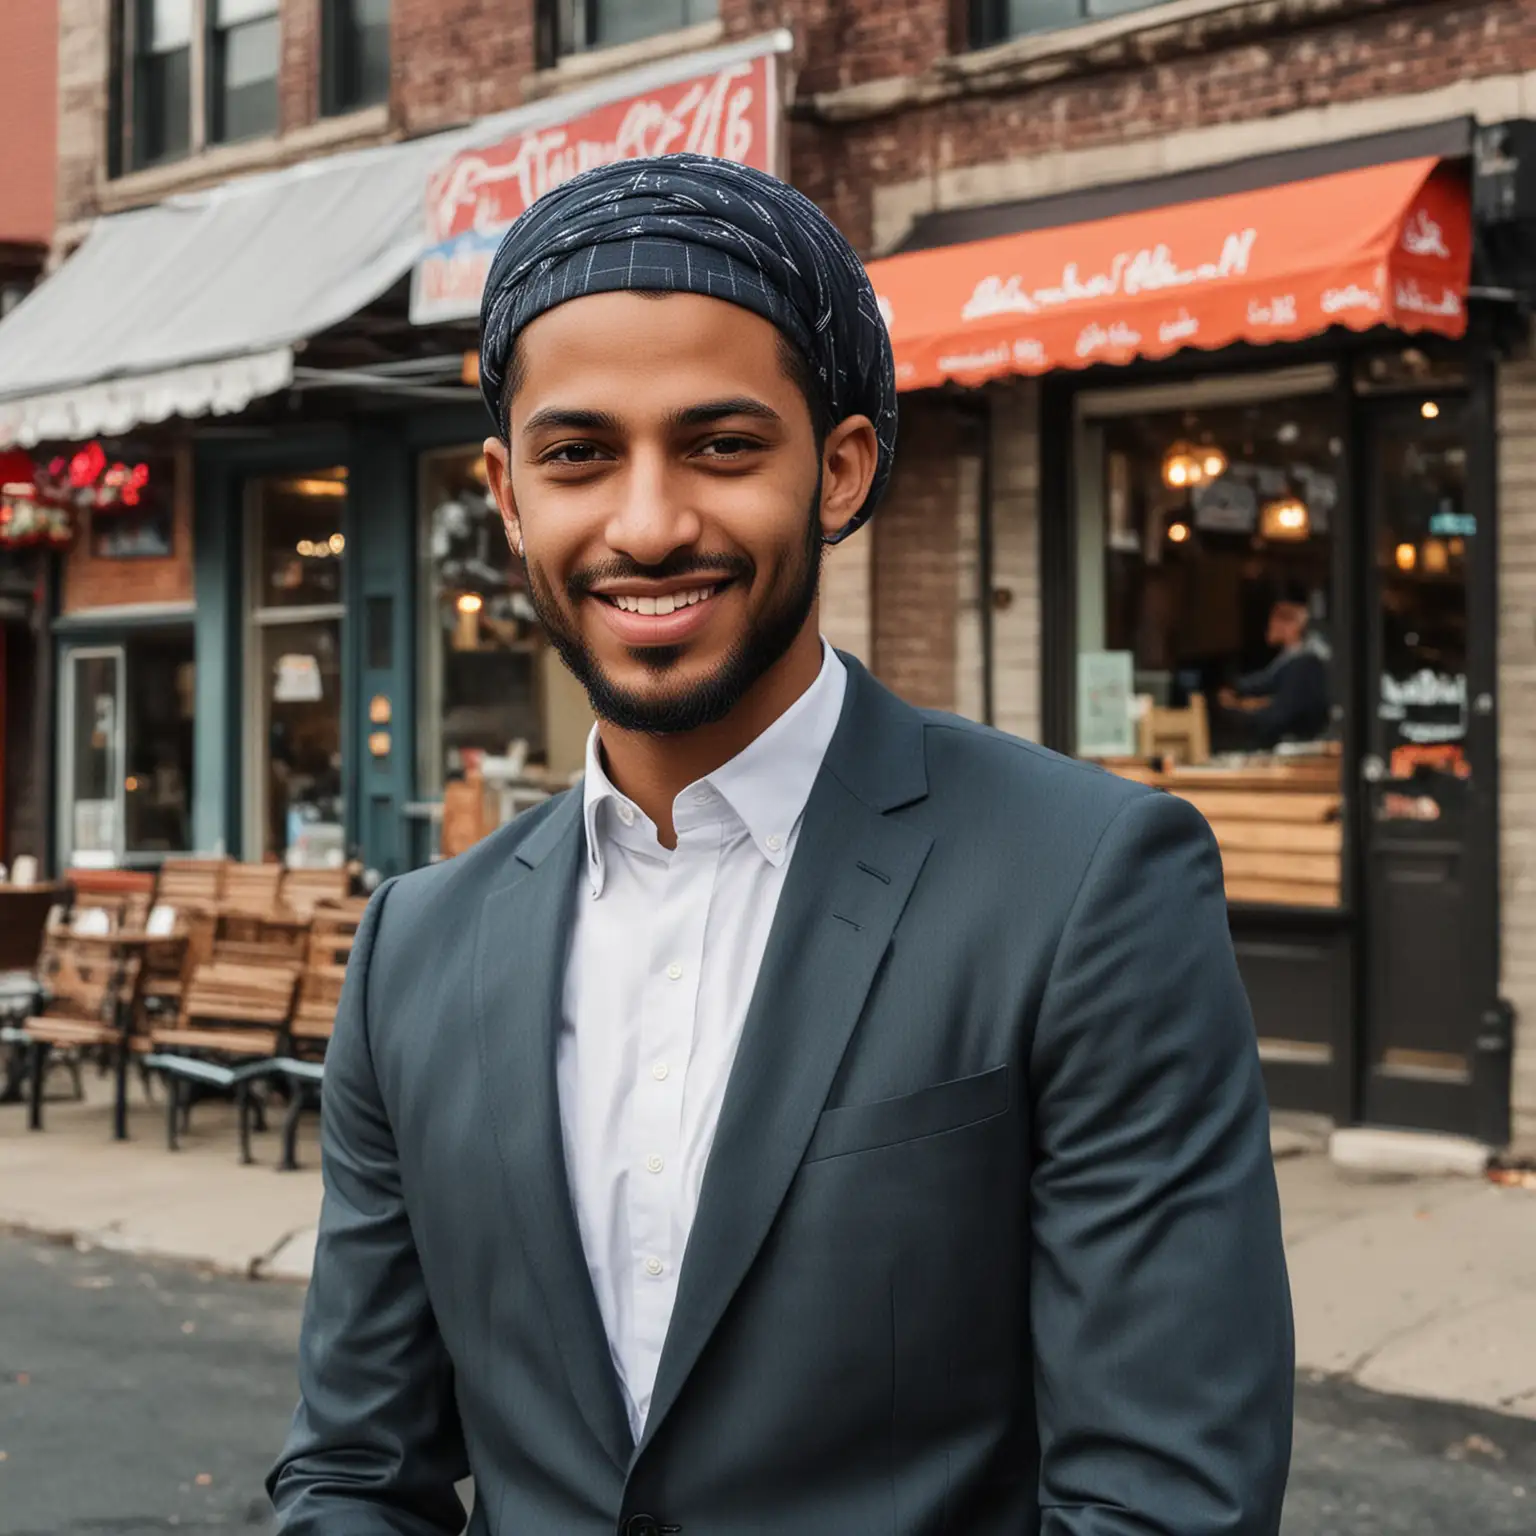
left=2, top=1231, right=1534, bottom=1535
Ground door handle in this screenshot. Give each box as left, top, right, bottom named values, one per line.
left=1361, top=754, right=1387, bottom=783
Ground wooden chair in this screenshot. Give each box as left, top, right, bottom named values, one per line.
left=274, top=963, right=347, bottom=1170
left=306, top=903, right=366, bottom=968
left=15, top=940, right=145, bottom=1133
left=144, top=961, right=300, bottom=1162
left=1137, top=692, right=1211, bottom=765
left=138, top=910, right=213, bottom=1027
left=278, top=867, right=351, bottom=917
left=221, top=862, right=284, bottom=914
left=154, top=858, right=227, bottom=913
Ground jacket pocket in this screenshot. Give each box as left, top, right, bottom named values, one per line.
left=802, top=1064, right=1010, bottom=1164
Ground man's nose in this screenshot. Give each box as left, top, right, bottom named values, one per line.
left=604, top=449, right=702, bottom=566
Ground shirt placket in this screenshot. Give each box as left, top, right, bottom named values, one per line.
left=625, top=813, right=721, bottom=1387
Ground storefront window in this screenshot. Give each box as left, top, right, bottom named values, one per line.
left=61, top=632, right=195, bottom=866
left=248, top=470, right=347, bottom=867
left=418, top=448, right=592, bottom=810
left=1074, top=381, right=1345, bottom=908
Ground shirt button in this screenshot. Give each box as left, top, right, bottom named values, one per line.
left=646, top=1154, right=664, bottom=1174
left=651, top=1063, right=669, bottom=1082
left=616, top=802, right=636, bottom=826
left=691, top=788, right=711, bottom=804
left=644, top=1257, right=664, bottom=1277
left=665, top=962, right=683, bottom=981
left=766, top=834, right=784, bottom=853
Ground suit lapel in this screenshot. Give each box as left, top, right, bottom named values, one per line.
left=636, top=660, right=933, bottom=1460
left=472, top=793, right=635, bottom=1473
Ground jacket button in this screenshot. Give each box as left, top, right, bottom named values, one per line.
left=624, top=1519, right=661, bottom=1536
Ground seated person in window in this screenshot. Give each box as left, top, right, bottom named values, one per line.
left=1218, top=598, right=1331, bottom=749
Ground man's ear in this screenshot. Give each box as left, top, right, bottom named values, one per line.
left=817, top=415, right=879, bottom=542
left=482, top=437, right=523, bottom=558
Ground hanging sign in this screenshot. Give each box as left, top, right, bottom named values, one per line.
left=411, top=35, right=786, bottom=326
left=1077, top=651, right=1137, bottom=758
left=274, top=653, right=324, bottom=703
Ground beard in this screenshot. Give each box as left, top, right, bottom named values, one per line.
left=521, top=483, right=824, bottom=736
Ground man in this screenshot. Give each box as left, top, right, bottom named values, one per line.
left=270, top=156, right=1292, bottom=1534
left=1219, top=595, right=1332, bottom=749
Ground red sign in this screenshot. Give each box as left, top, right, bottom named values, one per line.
left=412, top=46, right=782, bottom=326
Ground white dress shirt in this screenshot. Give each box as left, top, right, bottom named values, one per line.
left=557, top=642, right=848, bottom=1441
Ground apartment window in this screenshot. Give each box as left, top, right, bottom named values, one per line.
left=129, top=0, right=193, bottom=169
left=547, top=0, right=718, bottom=57
left=323, top=0, right=391, bottom=116
left=971, top=0, right=1164, bottom=46
left=211, top=0, right=280, bottom=144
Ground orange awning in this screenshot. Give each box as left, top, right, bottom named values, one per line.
left=867, top=158, right=1471, bottom=392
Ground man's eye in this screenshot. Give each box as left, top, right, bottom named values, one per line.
left=542, top=442, right=607, bottom=466
left=698, top=435, right=761, bottom=459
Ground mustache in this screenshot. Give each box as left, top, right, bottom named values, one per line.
left=564, top=551, right=754, bottom=603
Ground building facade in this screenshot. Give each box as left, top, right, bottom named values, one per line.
left=7, top=0, right=1536, bottom=1144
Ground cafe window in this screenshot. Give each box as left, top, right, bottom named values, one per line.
left=120, top=0, right=194, bottom=171
left=210, top=0, right=280, bottom=145
left=545, top=0, right=719, bottom=57
left=60, top=633, right=196, bottom=868
left=418, top=448, right=592, bottom=808
left=322, top=0, right=391, bottom=116
left=246, top=469, right=347, bottom=868
left=1073, top=376, right=1345, bottom=909
left=970, top=0, right=1165, bottom=47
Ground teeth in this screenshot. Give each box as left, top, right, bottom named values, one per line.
left=609, top=585, right=717, bottom=614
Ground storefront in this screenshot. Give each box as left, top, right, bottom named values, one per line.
left=866, top=123, right=1530, bottom=1142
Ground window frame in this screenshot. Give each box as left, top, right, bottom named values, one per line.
left=116, top=0, right=196, bottom=174
left=207, top=0, right=282, bottom=148
left=969, top=0, right=1169, bottom=48
left=544, top=0, right=720, bottom=60
left=321, top=0, right=392, bottom=119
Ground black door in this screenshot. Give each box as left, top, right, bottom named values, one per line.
left=1359, top=390, right=1499, bottom=1137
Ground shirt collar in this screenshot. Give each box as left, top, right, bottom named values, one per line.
left=581, top=642, right=848, bottom=897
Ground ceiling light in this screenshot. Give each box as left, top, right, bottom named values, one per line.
left=1421, top=400, right=1440, bottom=420
left=1260, top=496, right=1311, bottom=541
left=1422, top=538, right=1449, bottom=574
left=1167, top=521, right=1192, bottom=545
left=296, top=539, right=314, bottom=557
left=1395, top=542, right=1418, bottom=572
left=329, top=533, right=346, bottom=555
left=1199, top=446, right=1228, bottom=480
left=1162, top=442, right=1204, bottom=490
left=456, top=592, right=484, bottom=614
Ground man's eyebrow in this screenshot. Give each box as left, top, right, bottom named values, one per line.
left=520, top=406, right=624, bottom=436
left=667, top=397, right=784, bottom=428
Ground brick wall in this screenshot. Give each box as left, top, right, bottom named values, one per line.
left=61, top=445, right=194, bottom=614
left=1497, top=359, right=1536, bottom=1146
left=391, top=0, right=537, bottom=138
left=820, top=525, right=874, bottom=664
left=281, top=0, right=322, bottom=135
left=0, top=0, right=58, bottom=246
left=55, top=0, right=109, bottom=235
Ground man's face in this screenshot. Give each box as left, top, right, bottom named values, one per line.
left=1267, top=603, right=1306, bottom=649
left=483, top=291, right=873, bottom=735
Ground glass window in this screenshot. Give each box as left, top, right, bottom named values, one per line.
left=130, top=0, right=193, bottom=168
left=323, top=0, right=391, bottom=116
left=1074, top=386, right=1345, bottom=909
left=418, top=448, right=592, bottom=808
left=248, top=470, right=348, bottom=867
left=551, top=0, right=719, bottom=56
left=212, top=0, right=280, bottom=145
left=61, top=634, right=195, bottom=865
left=971, top=0, right=1164, bottom=46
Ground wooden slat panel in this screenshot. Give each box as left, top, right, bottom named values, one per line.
left=1206, top=820, right=1342, bottom=854
left=1221, top=848, right=1341, bottom=884
left=25, top=1018, right=118, bottom=1047
left=150, top=1027, right=280, bottom=1055
left=1170, top=790, right=1340, bottom=824
left=1224, top=876, right=1341, bottom=907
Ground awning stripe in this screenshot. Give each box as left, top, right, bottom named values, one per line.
left=866, top=157, right=1471, bottom=392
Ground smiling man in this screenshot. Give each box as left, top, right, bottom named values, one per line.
left=270, top=156, right=1293, bottom=1536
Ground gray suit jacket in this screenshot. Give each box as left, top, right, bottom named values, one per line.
left=270, top=655, right=1293, bottom=1535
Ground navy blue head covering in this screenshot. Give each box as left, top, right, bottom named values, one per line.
left=477, top=154, right=897, bottom=541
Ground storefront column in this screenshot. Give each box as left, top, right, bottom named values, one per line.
left=192, top=454, right=241, bottom=855
left=1497, top=356, right=1536, bottom=1146
left=987, top=381, right=1042, bottom=744
left=820, top=526, right=873, bottom=666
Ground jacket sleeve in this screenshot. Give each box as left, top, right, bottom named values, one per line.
left=267, top=879, right=469, bottom=1533
left=1029, top=790, right=1294, bottom=1536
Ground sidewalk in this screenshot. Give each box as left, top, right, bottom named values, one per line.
left=5, top=1079, right=1536, bottom=1419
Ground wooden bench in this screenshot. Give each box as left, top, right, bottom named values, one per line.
left=272, top=963, right=347, bottom=1170
left=154, top=857, right=228, bottom=913
left=1105, top=760, right=1344, bottom=908
left=279, top=867, right=351, bottom=917
left=221, top=862, right=284, bottom=914
left=144, top=961, right=300, bottom=1162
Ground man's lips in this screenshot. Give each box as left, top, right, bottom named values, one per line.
left=587, top=579, right=735, bottom=646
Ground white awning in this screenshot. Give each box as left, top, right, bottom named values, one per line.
left=0, top=128, right=470, bottom=447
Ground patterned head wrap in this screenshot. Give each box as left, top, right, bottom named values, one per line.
left=478, top=154, right=897, bottom=541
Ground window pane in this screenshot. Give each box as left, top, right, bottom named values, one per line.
left=329, top=0, right=391, bottom=112
left=145, top=0, right=193, bottom=52
left=262, top=619, right=345, bottom=866
left=136, top=45, right=191, bottom=165
left=1075, top=391, right=1345, bottom=909
left=1086, top=0, right=1161, bottom=15
left=69, top=654, right=121, bottom=860
left=124, top=634, right=195, bottom=855
left=216, top=0, right=279, bottom=24
left=254, top=469, right=348, bottom=610
left=1006, top=0, right=1084, bottom=33
left=215, top=15, right=280, bottom=142
left=592, top=0, right=715, bottom=49
left=419, top=448, right=592, bottom=803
